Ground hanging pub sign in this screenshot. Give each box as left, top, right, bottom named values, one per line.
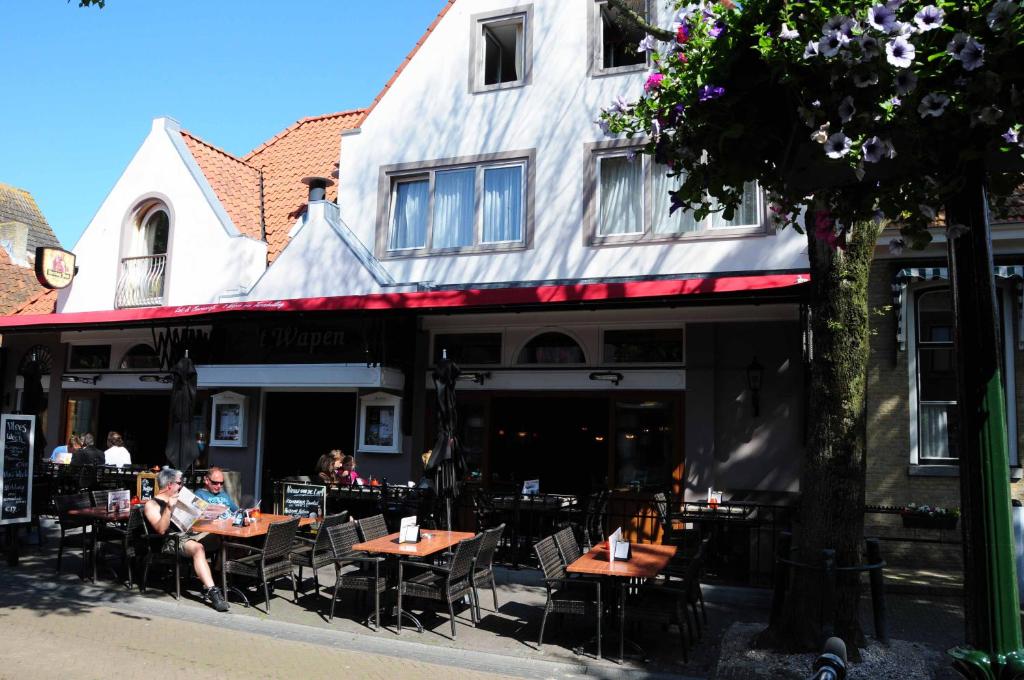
left=34, top=247, right=76, bottom=289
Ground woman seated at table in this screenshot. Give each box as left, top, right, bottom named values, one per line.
left=315, top=450, right=343, bottom=485
left=143, top=466, right=229, bottom=612
left=338, top=454, right=364, bottom=486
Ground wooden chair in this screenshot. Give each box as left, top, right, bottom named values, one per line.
left=325, top=522, right=387, bottom=629
left=534, top=534, right=601, bottom=658
left=472, top=523, right=505, bottom=617
left=223, top=517, right=300, bottom=615
left=290, top=511, right=349, bottom=601
left=397, top=533, right=483, bottom=639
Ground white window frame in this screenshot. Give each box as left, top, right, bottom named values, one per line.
left=907, top=284, right=1018, bottom=469
left=585, top=142, right=767, bottom=245
left=379, top=151, right=534, bottom=258
left=470, top=6, right=533, bottom=94
left=358, top=391, right=402, bottom=454
left=589, top=0, right=652, bottom=77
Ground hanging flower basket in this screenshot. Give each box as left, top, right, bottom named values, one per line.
left=900, top=504, right=960, bottom=530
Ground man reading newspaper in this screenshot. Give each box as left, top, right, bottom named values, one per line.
left=142, top=467, right=229, bottom=612
left=194, top=466, right=238, bottom=520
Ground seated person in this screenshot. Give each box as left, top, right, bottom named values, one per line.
left=338, top=454, right=364, bottom=486
left=143, top=467, right=228, bottom=612
left=70, top=433, right=105, bottom=466
left=315, top=452, right=340, bottom=486
left=50, top=434, right=82, bottom=464
left=194, top=466, right=238, bottom=519
left=103, top=431, right=132, bottom=468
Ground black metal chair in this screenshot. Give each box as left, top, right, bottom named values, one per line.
left=139, top=519, right=188, bottom=600
left=397, top=533, right=483, bottom=639
left=472, top=523, right=505, bottom=618
left=325, top=522, right=387, bottom=629
left=356, top=513, right=388, bottom=542
left=53, top=492, right=93, bottom=577
left=223, top=517, right=300, bottom=615
left=534, top=534, right=602, bottom=658
left=290, top=511, right=349, bottom=601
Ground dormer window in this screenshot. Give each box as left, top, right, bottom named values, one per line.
left=470, top=6, right=533, bottom=93
left=116, top=200, right=171, bottom=308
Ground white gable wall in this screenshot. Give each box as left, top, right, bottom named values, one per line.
left=331, top=0, right=807, bottom=293
left=59, top=118, right=267, bottom=313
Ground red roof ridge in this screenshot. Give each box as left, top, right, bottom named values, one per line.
left=179, top=128, right=260, bottom=174
left=243, top=108, right=365, bottom=163
left=12, top=288, right=56, bottom=316
left=357, top=0, right=458, bottom=128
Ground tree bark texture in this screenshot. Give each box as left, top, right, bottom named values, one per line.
left=758, top=216, right=879, bottom=654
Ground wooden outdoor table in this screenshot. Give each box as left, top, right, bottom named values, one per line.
left=192, top=514, right=315, bottom=595
left=67, top=506, right=133, bottom=581
left=567, top=542, right=677, bottom=662
left=354, top=530, right=476, bottom=631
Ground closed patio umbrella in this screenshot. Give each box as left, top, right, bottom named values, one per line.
left=425, top=358, right=466, bottom=531
left=165, top=355, right=199, bottom=470
left=20, top=359, right=47, bottom=456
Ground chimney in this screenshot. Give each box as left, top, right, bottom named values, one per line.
left=301, top=176, right=335, bottom=203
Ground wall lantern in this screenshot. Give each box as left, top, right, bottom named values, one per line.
left=746, top=357, right=764, bottom=417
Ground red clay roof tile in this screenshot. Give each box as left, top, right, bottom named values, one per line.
left=179, top=130, right=264, bottom=242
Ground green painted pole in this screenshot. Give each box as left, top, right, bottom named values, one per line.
left=945, top=163, right=1024, bottom=680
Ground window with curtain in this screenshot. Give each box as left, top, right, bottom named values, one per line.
left=389, top=179, right=429, bottom=250
left=591, top=150, right=764, bottom=242
left=916, top=289, right=959, bottom=462
left=387, top=158, right=526, bottom=254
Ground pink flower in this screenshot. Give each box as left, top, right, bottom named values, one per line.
left=677, top=24, right=691, bottom=44
left=814, top=210, right=840, bottom=248
left=645, top=72, right=665, bottom=91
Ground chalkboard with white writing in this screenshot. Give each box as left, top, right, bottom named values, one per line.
left=0, top=414, right=35, bottom=526
left=281, top=483, right=326, bottom=518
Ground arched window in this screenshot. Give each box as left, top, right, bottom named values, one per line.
left=516, top=331, right=586, bottom=364
left=915, top=289, right=958, bottom=462
left=127, top=203, right=169, bottom=257
left=119, top=344, right=161, bottom=370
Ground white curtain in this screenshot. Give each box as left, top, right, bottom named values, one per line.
left=710, top=181, right=760, bottom=228
left=920, top=404, right=953, bottom=459
left=389, top=179, right=429, bottom=250
left=483, top=165, right=523, bottom=242
left=433, top=169, right=475, bottom=248
left=599, top=155, right=642, bottom=235
left=652, top=165, right=700, bottom=234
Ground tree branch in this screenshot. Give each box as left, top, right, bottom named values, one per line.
left=605, top=0, right=674, bottom=41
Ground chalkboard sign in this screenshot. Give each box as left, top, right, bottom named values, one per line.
left=136, top=472, right=158, bottom=501
left=281, top=483, right=326, bottom=518
left=0, top=414, right=35, bottom=526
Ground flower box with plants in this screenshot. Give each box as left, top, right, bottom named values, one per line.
left=900, top=503, right=960, bottom=530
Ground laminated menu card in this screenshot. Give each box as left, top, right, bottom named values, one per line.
left=399, top=515, right=420, bottom=543
left=608, top=526, right=631, bottom=562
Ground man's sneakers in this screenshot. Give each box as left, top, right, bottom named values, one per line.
left=204, top=586, right=230, bottom=612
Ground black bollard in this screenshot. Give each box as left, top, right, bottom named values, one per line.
left=769, top=531, right=792, bottom=627
left=866, top=538, right=889, bottom=644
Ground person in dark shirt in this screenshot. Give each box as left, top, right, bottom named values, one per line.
left=70, top=433, right=105, bottom=466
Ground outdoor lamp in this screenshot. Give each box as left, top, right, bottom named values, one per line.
left=746, top=357, right=764, bottom=417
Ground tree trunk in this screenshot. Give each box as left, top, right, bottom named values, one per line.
left=758, top=214, right=879, bottom=654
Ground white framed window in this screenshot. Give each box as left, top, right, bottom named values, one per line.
left=358, top=392, right=402, bottom=454
left=590, top=0, right=649, bottom=76
left=908, top=285, right=1018, bottom=468
left=379, top=151, right=533, bottom=257
left=586, top=142, right=765, bottom=244
left=470, top=6, right=532, bottom=93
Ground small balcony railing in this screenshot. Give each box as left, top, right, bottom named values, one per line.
left=114, top=254, right=166, bottom=308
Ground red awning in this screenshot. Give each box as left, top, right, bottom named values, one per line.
left=0, top=272, right=809, bottom=332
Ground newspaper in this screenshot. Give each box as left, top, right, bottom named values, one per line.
left=170, top=486, right=209, bottom=532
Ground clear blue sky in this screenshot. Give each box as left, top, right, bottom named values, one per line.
left=0, top=1, right=448, bottom=248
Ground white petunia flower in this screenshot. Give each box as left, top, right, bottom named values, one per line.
left=918, top=92, right=950, bottom=118
left=886, top=36, right=915, bottom=68
left=858, top=35, right=880, bottom=59
left=914, top=5, right=944, bottom=31
left=804, top=40, right=820, bottom=59
left=638, top=35, right=658, bottom=53
left=862, top=136, right=896, bottom=162
left=839, top=96, right=857, bottom=123
left=960, top=38, right=985, bottom=71
left=824, top=132, right=853, bottom=158
left=811, top=122, right=831, bottom=144
left=888, top=238, right=905, bottom=255
left=867, top=4, right=897, bottom=32
left=818, top=32, right=848, bottom=58
left=987, top=1, right=1018, bottom=31
left=780, top=23, right=800, bottom=40
left=947, top=32, right=968, bottom=59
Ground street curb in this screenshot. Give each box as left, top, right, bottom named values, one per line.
left=0, top=568, right=706, bottom=680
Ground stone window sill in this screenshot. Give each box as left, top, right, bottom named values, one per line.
left=908, top=464, right=1024, bottom=481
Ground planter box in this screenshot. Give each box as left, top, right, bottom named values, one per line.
left=901, top=513, right=958, bottom=530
